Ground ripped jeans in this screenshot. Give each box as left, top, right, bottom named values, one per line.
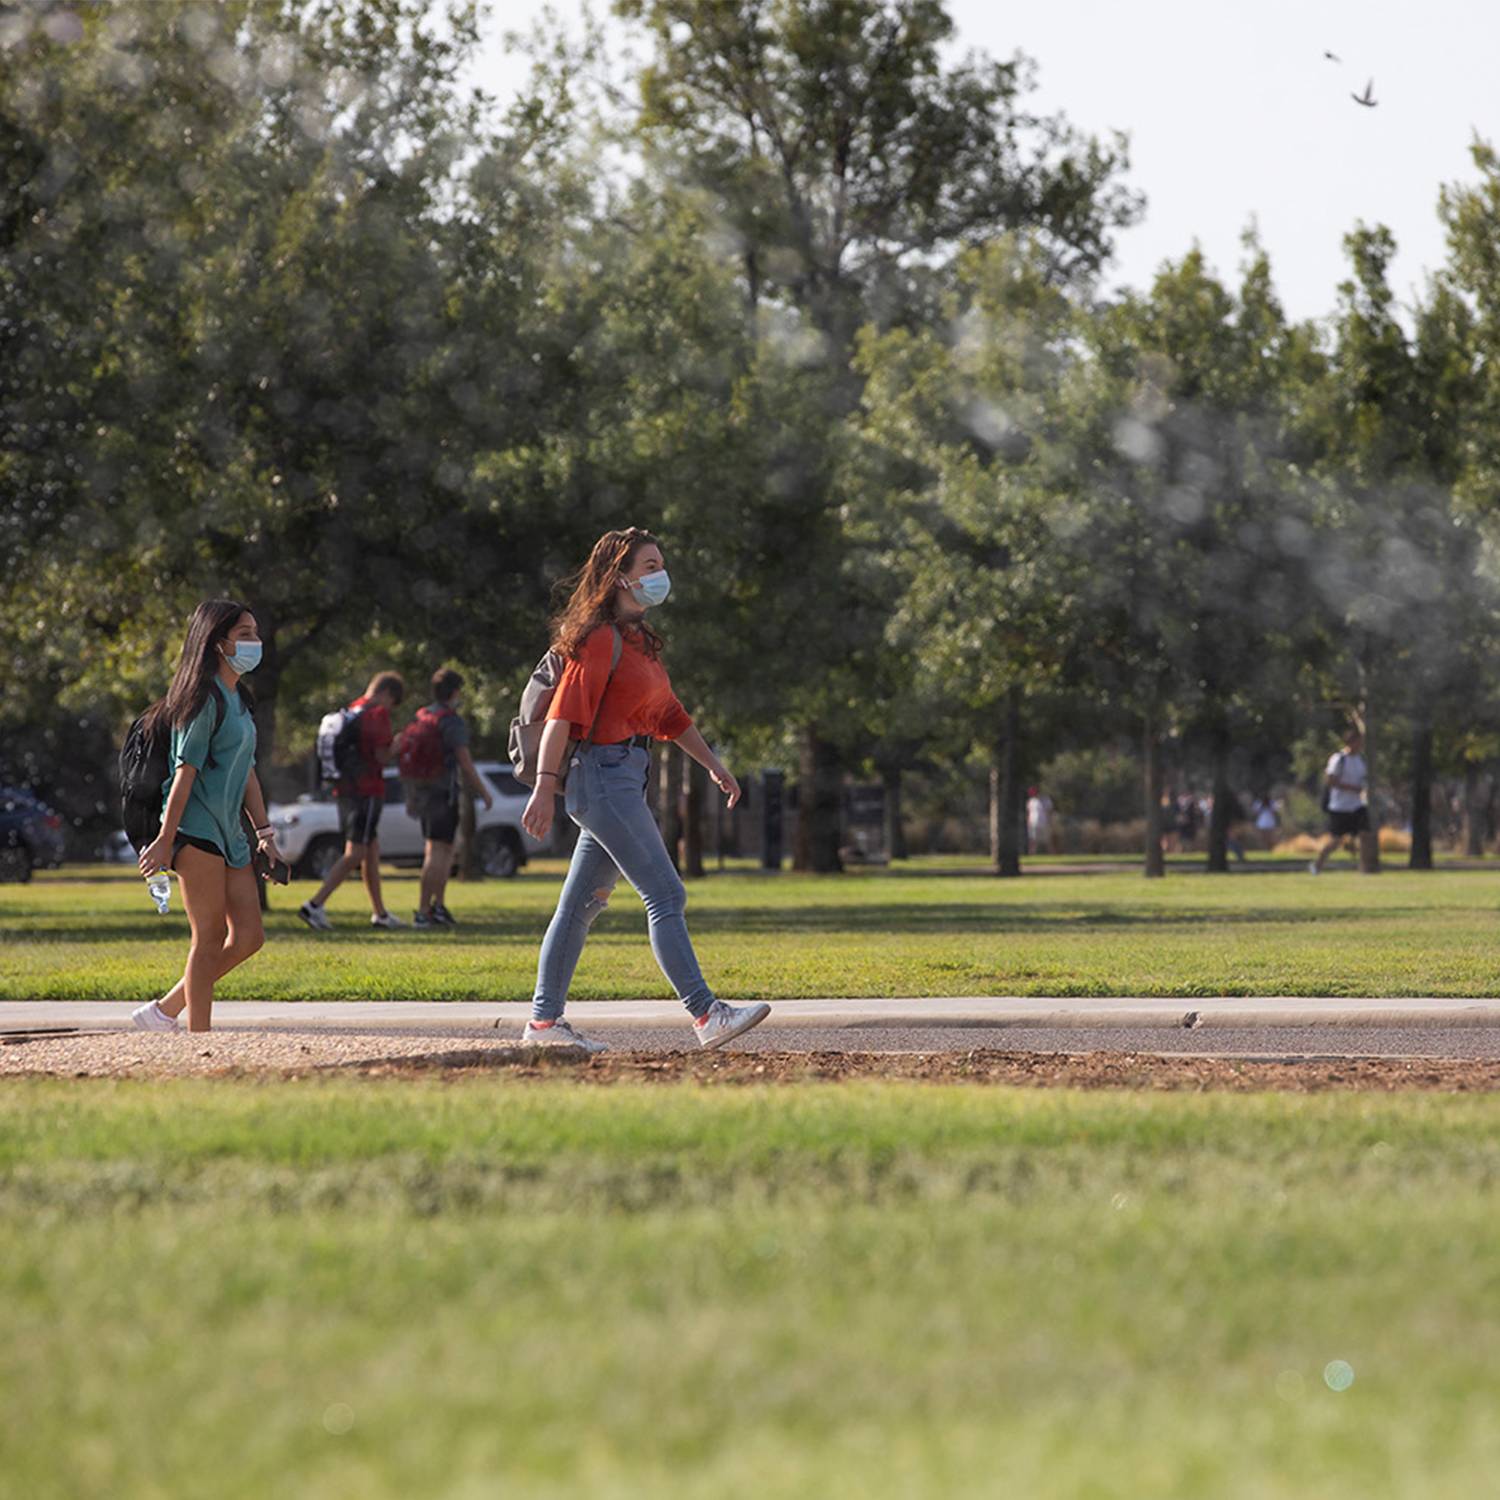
left=531, top=742, right=716, bottom=1022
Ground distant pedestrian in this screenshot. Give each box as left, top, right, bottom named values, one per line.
left=400, top=667, right=493, bottom=928
left=520, top=527, right=769, bottom=1053
left=1220, top=790, right=1249, bottom=864
left=300, top=671, right=405, bottom=930
left=1311, top=727, right=1368, bottom=873
left=132, top=599, right=283, bottom=1033
left=1026, top=785, right=1058, bottom=855
left=1174, top=792, right=1200, bottom=852
left=1252, top=793, right=1281, bottom=851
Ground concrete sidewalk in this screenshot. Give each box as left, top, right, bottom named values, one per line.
left=6, top=996, right=1500, bottom=1033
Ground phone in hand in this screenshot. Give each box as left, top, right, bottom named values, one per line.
left=254, top=849, right=292, bottom=885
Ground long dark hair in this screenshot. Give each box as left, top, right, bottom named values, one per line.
left=550, top=528, right=664, bottom=660
left=145, top=599, right=256, bottom=733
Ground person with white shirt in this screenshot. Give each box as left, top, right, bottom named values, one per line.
left=1310, top=727, right=1368, bottom=874
left=1026, top=786, right=1057, bottom=854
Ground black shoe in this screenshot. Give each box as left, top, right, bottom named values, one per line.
left=413, top=910, right=438, bottom=930
left=432, top=903, right=458, bottom=927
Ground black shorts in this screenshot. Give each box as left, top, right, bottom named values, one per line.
left=339, top=795, right=384, bottom=846
left=1327, top=807, right=1369, bottom=838
left=420, top=795, right=459, bottom=844
left=171, top=833, right=225, bottom=869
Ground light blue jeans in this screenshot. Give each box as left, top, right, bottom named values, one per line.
left=532, top=743, right=716, bottom=1022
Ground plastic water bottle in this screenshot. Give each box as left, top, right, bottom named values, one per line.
left=145, top=870, right=171, bottom=915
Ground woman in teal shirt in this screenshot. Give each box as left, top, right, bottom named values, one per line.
left=134, top=600, right=286, bottom=1033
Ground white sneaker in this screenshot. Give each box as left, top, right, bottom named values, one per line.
left=370, top=912, right=405, bottom=930
left=299, top=902, right=333, bottom=932
left=131, top=1000, right=179, bottom=1032
left=694, top=1000, right=771, bottom=1051
left=520, top=1020, right=609, bottom=1054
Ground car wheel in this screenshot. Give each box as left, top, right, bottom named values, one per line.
left=477, top=828, right=522, bottom=879
left=298, top=835, right=343, bottom=882
left=0, top=842, right=32, bottom=883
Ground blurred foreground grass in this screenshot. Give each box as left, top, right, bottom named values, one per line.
left=4, top=858, right=1500, bottom=1001
left=3, top=1078, right=1498, bottom=1497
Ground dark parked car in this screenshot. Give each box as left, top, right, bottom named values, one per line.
left=0, top=786, right=66, bottom=882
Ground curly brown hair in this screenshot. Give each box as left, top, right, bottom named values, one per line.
left=550, top=528, right=665, bottom=660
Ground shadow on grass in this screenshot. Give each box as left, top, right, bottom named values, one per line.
left=2, top=900, right=1426, bottom=944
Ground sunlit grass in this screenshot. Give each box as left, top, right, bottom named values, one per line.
left=3, top=1079, right=1498, bottom=1497
left=3, top=859, right=1500, bottom=1001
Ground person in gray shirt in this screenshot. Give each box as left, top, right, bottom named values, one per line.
left=408, top=667, right=491, bottom=927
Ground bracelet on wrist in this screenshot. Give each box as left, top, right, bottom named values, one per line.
left=536, top=771, right=558, bottom=781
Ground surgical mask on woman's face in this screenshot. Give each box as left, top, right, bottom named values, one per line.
left=222, top=639, right=262, bottom=675
left=628, top=569, right=671, bottom=608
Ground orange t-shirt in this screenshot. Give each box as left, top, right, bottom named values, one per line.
left=547, top=625, right=693, bottom=744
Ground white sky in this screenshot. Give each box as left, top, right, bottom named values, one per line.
left=471, top=0, right=1499, bottom=326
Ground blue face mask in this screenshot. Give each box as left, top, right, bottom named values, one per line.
left=222, top=639, right=262, bottom=675
left=628, top=569, right=671, bottom=608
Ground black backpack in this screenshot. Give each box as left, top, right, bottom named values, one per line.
left=119, top=692, right=226, bottom=853
left=316, top=703, right=368, bottom=788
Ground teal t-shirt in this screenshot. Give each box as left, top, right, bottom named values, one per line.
left=163, top=678, right=257, bottom=867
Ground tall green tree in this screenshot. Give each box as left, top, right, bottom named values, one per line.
left=613, top=0, right=1140, bottom=869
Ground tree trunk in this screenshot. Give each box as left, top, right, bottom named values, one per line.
left=989, top=689, right=1022, bottom=876
left=684, top=755, right=707, bottom=878
left=1206, top=728, right=1231, bottom=873
left=881, top=766, right=908, bottom=861
left=795, top=727, right=843, bottom=873
left=1408, top=717, right=1434, bottom=870
left=659, top=744, right=682, bottom=873
left=1464, top=763, right=1486, bottom=858
left=1144, top=714, right=1165, bottom=878
left=1357, top=687, right=1381, bottom=873
left=457, top=783, right=480, bottom=879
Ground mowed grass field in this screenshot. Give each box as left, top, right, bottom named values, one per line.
left=4, top=857, right=1500, bottom=1001
left=3, top=1078, right=1499, bottom=1498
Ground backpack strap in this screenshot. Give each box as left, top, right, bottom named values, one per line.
left=204, top=680, right=229, bottom=771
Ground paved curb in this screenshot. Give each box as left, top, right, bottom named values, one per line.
left=6, top=998, right=1500, bottom=1034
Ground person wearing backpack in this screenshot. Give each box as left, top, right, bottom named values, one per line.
left=518, top=526, right=770, bottom=1053
left=399, top=666, right=493, bottom=928
left=129, top=599, right=283, bottom=1033
left=299, top=671, right=405, bottom=931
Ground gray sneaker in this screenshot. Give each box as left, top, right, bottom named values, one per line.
left=694, top=1000, right=771, bottom=1051
left=520, top=1020, right=609, bottom=1055
left=299, top=902, right=333, bottom=932
left=370, top=912, right=406, bottom=930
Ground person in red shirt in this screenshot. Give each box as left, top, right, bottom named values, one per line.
left=300, top=671, right=405, bottom=931
left=520, top=527, right=770, bottom=1053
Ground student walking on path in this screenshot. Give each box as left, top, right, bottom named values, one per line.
left=520, top=527, right=769, bottom=1053
left=133, top=600, right=284, bottom=1033
left=300, top=672, right=405, bottom=931
left=405, top=667, right=493, bottom=929
left=1311, top=726, right=1369, bottom=873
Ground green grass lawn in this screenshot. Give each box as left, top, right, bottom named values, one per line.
left=3, top=1078, right=1498, bottom=1497
left=4, top=858, right=1500, bottom=1001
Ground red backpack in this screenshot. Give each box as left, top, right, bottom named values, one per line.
left=397, top=705, right=451, bottom=782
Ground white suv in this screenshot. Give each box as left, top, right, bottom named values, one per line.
left=267, top=761, right=543, bottom=880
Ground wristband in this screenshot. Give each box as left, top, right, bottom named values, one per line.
left=536, top=771, right=558, bottom=781
left=254, top=825, right=272, bottom=837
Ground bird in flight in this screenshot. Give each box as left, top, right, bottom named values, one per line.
left=1324, top=50, right=1341, bottom=62
left=1352, top=78, right=1378, bottom=107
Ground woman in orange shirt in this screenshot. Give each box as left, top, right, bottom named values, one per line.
left=520, top=527, right=770, bottom=1053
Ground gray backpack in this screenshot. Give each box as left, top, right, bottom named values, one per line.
left=507, top=626, right=623, bottom=790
